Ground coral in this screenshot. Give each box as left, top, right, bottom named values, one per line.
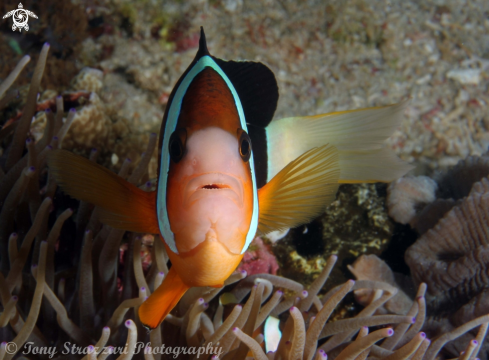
left=436, top=153, right=489, bottom=200
left=15, top=64, right=161, bottom=178
left=387, top=154, right=489, bottom=234
left=273, top=183, right=394, bottom=289
left=237, top=237, right=279, bottom=276
left=405, top=174, right=489, bottom=325
left=383, top=154, right=489, bottom=359
left=62, top=92, right=111, bottom=151
left=71, top=67, right=104, bottom=94
left=386, top=176, right=438, bottom=225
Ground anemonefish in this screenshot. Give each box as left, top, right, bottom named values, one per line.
left=47, top=28, right=412, bottom=330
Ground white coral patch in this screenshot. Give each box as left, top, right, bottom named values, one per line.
left=387, top=175, right=438, bottom=224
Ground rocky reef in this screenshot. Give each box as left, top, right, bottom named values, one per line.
left=1, top=0, right=489, bottom=359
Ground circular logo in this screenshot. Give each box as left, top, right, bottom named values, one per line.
left=5, top=342, right=18, bottom=355
left=12, top=9, right=29, bottom=28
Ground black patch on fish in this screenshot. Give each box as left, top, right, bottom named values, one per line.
left=212, top=58, right=278, bottom=129
left=248, top=124, right=268, bottom=188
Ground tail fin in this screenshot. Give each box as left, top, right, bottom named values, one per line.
left=265, top=102, right=413, bottom=184
left=47, top=150, right=159, bottom=233
left=139, top=267, right=190, bottom=330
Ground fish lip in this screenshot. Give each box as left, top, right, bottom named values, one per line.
left=183, top=172, right=244, bottom=207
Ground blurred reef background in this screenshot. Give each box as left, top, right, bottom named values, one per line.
left=1, top=0, right=489, bottom=359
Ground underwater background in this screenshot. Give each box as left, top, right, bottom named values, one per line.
left=1, top=0, right=489, bottom=359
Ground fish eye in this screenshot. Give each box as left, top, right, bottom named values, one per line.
left=237, top=129, right=252, bottom=162
left=168, top=128, right=187, bottom=163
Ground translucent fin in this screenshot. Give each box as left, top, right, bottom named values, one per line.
left=257, top=145, right=340, bottom=235
left=47, top=150, right=159, bottom=233
left=139, top=267, right=190, bottom=330
left=266, top=102, right=413, bottom=183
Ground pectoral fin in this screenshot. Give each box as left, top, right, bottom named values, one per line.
left=257, top=144, right=340, bottom=235
left=47, top=150, right=159, bottom=234
left=139, top=266, right=190, bottom=330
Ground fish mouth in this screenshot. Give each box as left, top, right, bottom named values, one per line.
left=184, top=172, right=243, bottom=207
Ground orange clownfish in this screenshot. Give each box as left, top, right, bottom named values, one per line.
left=47, top=28, right=412, bottom=330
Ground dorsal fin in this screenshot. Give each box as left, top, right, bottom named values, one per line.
left=213, top=57, right=278, bottom=128
left=195, top=26, right=210, bottom=59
